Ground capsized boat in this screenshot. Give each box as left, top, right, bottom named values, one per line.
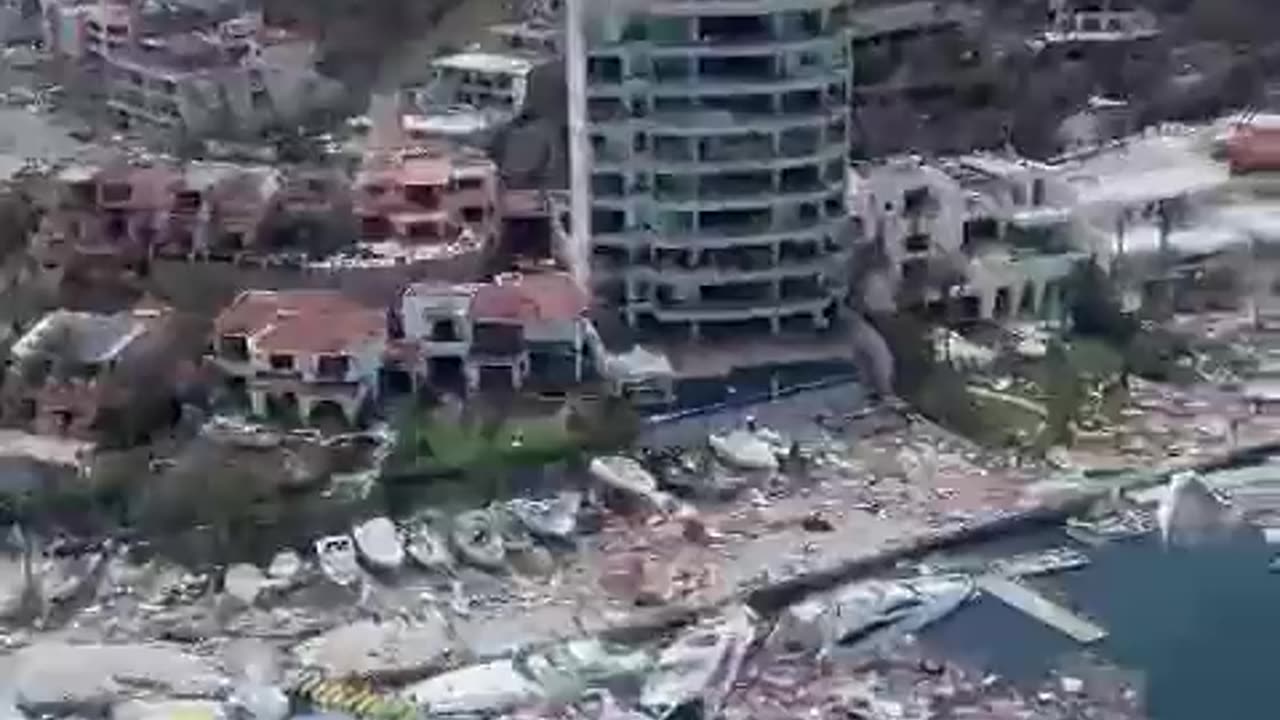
left=451, top=509, right=506, bottom=571
left=313, top=534, right=360, bottom=587
left=352, top=516, right=405, bottom=571
left=402, top=510, right=455, bottom=572
left=768, top=574, right=973, bottom=659
left=639, top=605, right=756, bottom=720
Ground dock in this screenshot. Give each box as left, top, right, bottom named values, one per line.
left=976, top=575, right=1108, bottom=644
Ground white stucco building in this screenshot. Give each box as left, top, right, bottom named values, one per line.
left=211, top=290, right=387, bottom=426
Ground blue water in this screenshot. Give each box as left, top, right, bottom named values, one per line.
left=926, top=532, right=1280, bottom=720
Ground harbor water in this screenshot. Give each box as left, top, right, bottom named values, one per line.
left=926, top=530, right=1278, bottom=720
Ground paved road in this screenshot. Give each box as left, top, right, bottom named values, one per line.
left=640, top=380, right=871, bottom=449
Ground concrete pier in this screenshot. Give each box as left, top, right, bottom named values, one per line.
left=977, top=575, right=1108, bottom=644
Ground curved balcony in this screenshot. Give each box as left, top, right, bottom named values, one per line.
left=649, top=294, right=835, bottom=323
left=593, top=216, right=848, bottom=251
left=635, top=248, right=849, bottom=285
left=650, top=179, right=842, bottom=211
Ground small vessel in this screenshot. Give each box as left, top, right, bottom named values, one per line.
left=314, top=535, right=361, bottom=587
left=39, top=550, right=106, bottom=605
left=708, top=430, right=778, bottom=471
left=353, top=517, right=405, bottom=571
left=402, top=510, right=455, bottom=572
left=1157, top=472, right=1239, bottom=547
left=401, top=658, right=544, bottom=716
left=989, top=547, right=1090, bottom=578
left=640, top=605, right=756, bottom=720
left=451, top=509, right=506, bottom=571
left=1262, top=526, right=1280, bottom=545
left=769, top=574, right=973, bottom=659
left=400, top=638, right=651, bottom=716
left=491, top=506, right=554, bottom=576
left=589, top=456, right=670, bottom=510
left=267, top=549, right=304, bottom=582
left=506, top=491, right=582, bottom=540
left=1065, top=509, right=1155, bottom=546
left=1269, top=556, right=1280, bottom=573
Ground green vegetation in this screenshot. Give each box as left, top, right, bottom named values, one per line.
left=384, top=395, right=641, bottom=492
left=391, top=407, right=576, bottom=476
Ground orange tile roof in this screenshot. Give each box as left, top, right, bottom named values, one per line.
left=215, top=290, right=385, bottom=354
left=470, top=272, right=587, bottom=324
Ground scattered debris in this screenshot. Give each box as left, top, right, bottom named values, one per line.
left=639, top=605, right=755, bottom=720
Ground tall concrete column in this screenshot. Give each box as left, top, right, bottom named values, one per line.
left=565, top=0, right=592, bottom=289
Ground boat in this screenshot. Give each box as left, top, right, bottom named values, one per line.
left=39, top=550, right=106, bottom=605
left=352, top=517, right=405, bottom=571
left=400, top=638, right=651, bottom=716
left=400, top=658, right=544, bottom=716
left=451, top=509, right=506, bottom=571
left=589, top=456, right=671, bottom=510
left=1262, top=526, right=1280, bottom=545
left=768, top=574, right=973, bottom=660
left=640, top=605, right=756, bottom=720
left=1066, top=509, right=1156, bottom=546
left=1157, top=472, right=1240, bottom=547
left=708, top=430, right=778, bottom=471
left=313, top=535, right=361, bottom=587
left=989, top=547, right=1090, bottom=578
left=1269, top=556, right=1280, bottom=573
left=402, top=510, right=455, bottom=572
left=506, top=491, right=582, bottom=541
left=267, top=549, right=304, bottom=582
left=492, top=506, right=554, bottom=576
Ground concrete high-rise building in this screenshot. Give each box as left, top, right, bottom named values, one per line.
left=565, top=0, right=852, bottom=340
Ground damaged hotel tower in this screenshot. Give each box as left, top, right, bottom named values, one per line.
left=566, top=0, right=852, bottom=339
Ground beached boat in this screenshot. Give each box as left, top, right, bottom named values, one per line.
left=490, top=505, right=554, bottom=575
left=451, top=509, right=506, bottom=571
left=400, top=638, right=651, bottom=716
left=708, top=430, right=779, bottom=471
left=313, top=535, right=360, bottom=587
left=769, top=574, right=973, bottom=659
left=1066, top=509, right=1156, bottom=546
left=402, top=511, right=454, bottom=571
left=506, top=491, right=581, bottom=541
left=267, top=549, right=304, bottom=582
left=352, top=517, right=405, bottom=571
left=990, top=547, right=1090, bottom=578
left=39, top=550, right=106, bottom=605
left=640, top=605, right=756, bottom=720
left=589, top=456, right=672, bottom=511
